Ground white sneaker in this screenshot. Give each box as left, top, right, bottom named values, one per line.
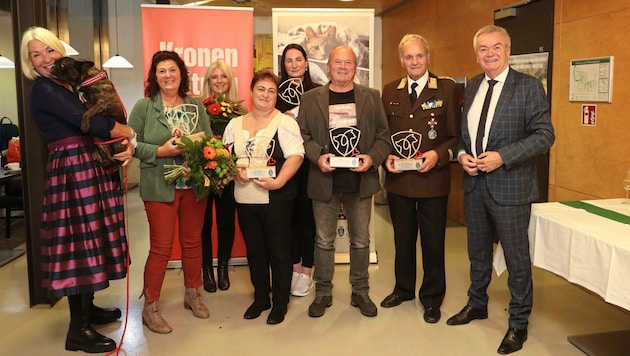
left=290, top=272, right=299, bottom=294
left=291, top=273, right=313, bottom=297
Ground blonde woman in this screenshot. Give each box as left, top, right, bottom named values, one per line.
left=199, top=60, right=241, bottom=292
left=20, top=26, right=135, bottom=353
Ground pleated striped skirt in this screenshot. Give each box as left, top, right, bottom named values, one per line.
left=41, top=135, right=128, bottom=298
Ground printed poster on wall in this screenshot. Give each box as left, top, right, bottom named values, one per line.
left=509, top=52, right=549, bottom=94
left=569, top=56, right=614, bottom=103
left=141, top=5, right=254, bottom=265
left=272, top=8, right=374, bottom=88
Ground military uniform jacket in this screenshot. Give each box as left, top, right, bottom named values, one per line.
left=381, top=73, right=462, bottom=198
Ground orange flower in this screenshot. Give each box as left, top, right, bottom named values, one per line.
left=205, top=160, right=218, bottom=169
left=203, top=146, right=217, bottom=160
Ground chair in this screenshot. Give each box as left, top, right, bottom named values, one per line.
left=0, top=177, right=23, bottom=239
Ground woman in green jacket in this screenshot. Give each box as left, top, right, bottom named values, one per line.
left=128, top=51, right=212, bottom=334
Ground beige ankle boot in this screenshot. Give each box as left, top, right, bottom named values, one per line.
left=184, top=288, right=210, bottom=318
left=142, top=301, right=172, bottom=334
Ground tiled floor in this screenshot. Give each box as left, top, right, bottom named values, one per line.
left=0, top=189, right=629, bottom=355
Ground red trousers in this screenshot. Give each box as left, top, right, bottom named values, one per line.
left=143, top=189, right=207, bottom=302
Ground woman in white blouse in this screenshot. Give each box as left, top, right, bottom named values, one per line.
left=222, top=69, right=304, bottom=325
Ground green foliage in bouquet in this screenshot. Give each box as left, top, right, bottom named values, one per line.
left=164, top=134, right=238, bottom=198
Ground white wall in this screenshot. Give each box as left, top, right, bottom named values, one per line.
left=0, top=7, right=18, bottom=125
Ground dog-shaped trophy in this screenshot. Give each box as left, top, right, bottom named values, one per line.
left=51, top=57, right=127, bottom=171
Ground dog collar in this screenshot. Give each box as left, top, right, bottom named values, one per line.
left=79, top=71, right=108, bottom=88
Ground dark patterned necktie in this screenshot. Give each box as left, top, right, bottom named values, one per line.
left=409, top=82, right=418, bottom=106
left=475, top=79, right=498, bottom=156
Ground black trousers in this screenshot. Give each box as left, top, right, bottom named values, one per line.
left=237, top=200, right=293, bottom=305
left=388, top=192, right=448, bottom=308
left=201, top=182, right=236, bottom=265
left=291, top=163, right=315, bottom=267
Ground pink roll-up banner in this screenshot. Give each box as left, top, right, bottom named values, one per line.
left=141, top=5, right=254, bottom=266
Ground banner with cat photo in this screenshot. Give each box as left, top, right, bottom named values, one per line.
left=272, top=8, right=374, bottom=88
left=273, top=8, right=377, bottom=263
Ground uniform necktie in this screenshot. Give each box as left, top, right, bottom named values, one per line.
left=475, top=79, right=498, bottom=156
left=409, top=82, right=418, bottom=106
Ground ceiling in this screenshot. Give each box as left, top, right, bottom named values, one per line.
left=172, top=0, right=410, bottom=17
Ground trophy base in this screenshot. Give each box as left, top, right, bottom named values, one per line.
left=174, top=131, right=206, bottom=144
left=394, top=158, right=424, bottom=171
left=329, top=156, right=359, bottom=168
left=246, top=166, right=276, bottom=179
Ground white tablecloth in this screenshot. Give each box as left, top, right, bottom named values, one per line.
left=493, top=198, right=630, bottom=311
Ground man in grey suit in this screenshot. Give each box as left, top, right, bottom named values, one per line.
left=298, top=46, right=391, bottom=318
left=446, top=25, right=555, bottom=355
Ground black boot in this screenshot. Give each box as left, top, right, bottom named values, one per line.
left=66, top=294, right=116, bottom=353
left=88, top=292, right=122, bottom=325
left=217, top=260, right=230, bottom=291
left=203, top=265, right=217, bottom=293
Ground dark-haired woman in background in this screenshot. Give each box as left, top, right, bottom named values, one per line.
left=128, top=50, right=212, bottom=334
left=276, top=44, right=320, bottom=297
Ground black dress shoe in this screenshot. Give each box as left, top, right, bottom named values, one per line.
left=423, top=307, right=441, bottom=323
left=266, top=304, right=287, bottom=325
left=497, top=327, right=527, bottom=354
left=446, top=305, right=488, bottom=325
left=380, top=293, right=414, bottom=308
left=243, top=300, right=271, bottom=320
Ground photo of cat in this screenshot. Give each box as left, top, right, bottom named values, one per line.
left=304, top=25, right=369, bottom=69
left=273, top=10, right=373, bottom=87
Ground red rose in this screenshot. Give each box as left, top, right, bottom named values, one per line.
left=207, top=103, right=222, bottom=116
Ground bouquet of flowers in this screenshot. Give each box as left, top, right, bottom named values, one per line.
left=202, top=93, right=248, bottom=136
left=164, top=132, right=238, bottom=198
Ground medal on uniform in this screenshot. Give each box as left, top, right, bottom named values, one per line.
left=428, top=113, right=438, bottom=140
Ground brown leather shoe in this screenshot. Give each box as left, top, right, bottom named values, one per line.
left=497, top=328, right=527, bottom=354
left=446, top=305, right=488, bottom=325
left=184, top=288, right=210, bottom=318
left=142, top=301, right=172, bottom=334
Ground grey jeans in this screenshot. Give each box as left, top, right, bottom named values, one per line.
left=312, top=192, right=372, bottom=296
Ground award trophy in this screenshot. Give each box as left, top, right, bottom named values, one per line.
left=164, top=103, right=199, bottom=137
left=329, top=127, right=361, bottom=168
left=164, top=103, right=205, bottom=144
left=391, top=129, right=424, bottom=171
left=245, top=136, right=277, bottom=179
